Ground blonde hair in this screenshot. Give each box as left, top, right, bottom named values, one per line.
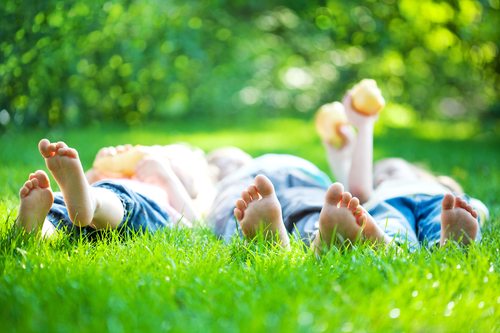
left=374, top=158, right=464, bottom=194
left=206, top=147, right=252, bottom=182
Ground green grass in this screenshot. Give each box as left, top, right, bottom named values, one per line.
left=1, top=118, right=499, bottom=332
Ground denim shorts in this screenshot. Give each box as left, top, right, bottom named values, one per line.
left=207, top=154, right=331, bottom=245
left=368, top=194, right=482, bottom=250
left=47, top=180, right=172, bottom=237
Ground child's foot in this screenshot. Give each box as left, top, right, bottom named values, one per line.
left=314, top=182, right=388, bottom=252
left=39, top=139, right=95, bottom=227
left=234, top=174, right=290, bottom=248
left=316, top=183, right=365, bottom=248
left=440, top=194, right=479, bottom=246
left=95, top=144, right=134, bottom=158
left=17, top=170, right=54, bottom=232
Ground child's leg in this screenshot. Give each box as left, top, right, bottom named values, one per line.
left=323, top=126, right=356, bottom=188
left=16, top=170, right=54, bottom=234
left=312, top=182, right=392, bottom=254
left=343, top=93, right=378, bottom=203
left=234, top=174, right=290, bottom=248
left=39, top=139, right=124, bottom=229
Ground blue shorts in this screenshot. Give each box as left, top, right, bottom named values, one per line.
left=47, top=180, right=172, bottom=238
left=207, top=154, right=331, bottom=245
left=368, top=194, right=483, bottom=250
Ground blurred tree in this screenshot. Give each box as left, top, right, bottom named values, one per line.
left=0, top=0, right=498, bottom=129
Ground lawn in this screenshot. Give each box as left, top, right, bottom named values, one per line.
left=1, top=118, right=499, bottom=332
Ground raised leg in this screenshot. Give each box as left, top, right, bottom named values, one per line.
left=38, top=139, right=124, bottom=229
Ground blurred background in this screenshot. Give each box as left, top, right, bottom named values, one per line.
left=0, top=0, right=498, bottom=131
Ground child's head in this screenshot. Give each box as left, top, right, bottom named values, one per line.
left=373, top=158, right=420, bottom=187
left=373, top=157, right=463, bottom=193
left=206, top=147, right=252, bottom=182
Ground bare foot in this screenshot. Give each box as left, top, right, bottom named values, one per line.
left=17, top=170, right=54, bottom=232
left=233, top=174, right=290, bottom=248
left=95, top=144, right=134, bottom=159
left=39, top=139, right=95, bottom=227
left=440, top=194, right=479, bottom=246
left=313, top=182, right=389, bottom=253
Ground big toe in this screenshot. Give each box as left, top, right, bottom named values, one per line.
left=325, top=182, right=344, bottom=205
left=254, top=174, right=275, bottom=197
left=33, top=170, right=51, bottom=188
left=38, top=139, right=54, bottom=158
left=442, top=194, right=455, bottom=211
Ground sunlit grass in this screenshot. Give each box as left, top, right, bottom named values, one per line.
left=1, top=118, right=499, bottom=332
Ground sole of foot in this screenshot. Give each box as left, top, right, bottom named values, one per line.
left=317, top=182, right=366, bottom=248
left=315, top=182, right=390, bottom=254
left=234, top=174, right=290, bottom=248
left=17, top=170, right=54, bottom=232
left=440, top=193, right=478, bottom=246
left=38, top=138, right=95, bottom=227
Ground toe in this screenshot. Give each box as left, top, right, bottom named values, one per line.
left=325, top=182, right=344, bottom=205
left=254, top=174, right=275, bottom=197
left=234, top=208, right=243, bottom=222
left=55, top=141, right=68, bottom=149
left=341, top=192, right=352, bottom=207
left=67, top=148, right=79, bottom=158
left=23, top=180, right=33, bottom=191
left=442, top=194, right=454, bottom=210
left=96, top=147, right=107, bottom=157
left=236, top=199, right=247, bottom=212
left=456, top=198, right=468, bottom=209
left=34, top=170, right=51, bottom=188
left=462, top=202, right=477, bottom=218
left=456, top=198, right=473, bottom=215
left=19, top=186, right=29, bottom=198
left=357, top=214, right=367, bottom=227
left=247, top=185, right=259, bottom=200
left=348, top=197, right=364, bottom=224
left=348, top=197, right=360, bottom=213
left=31, top=178, right=39, bottom=188
left=38, top=138, right=54, bottom=158
left=241, top=190, right=252, bottom=204
left=57, top=147, right=78, bottom=158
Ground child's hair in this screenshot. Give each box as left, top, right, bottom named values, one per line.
left=374, top=158, right=464, bottom=194
left=409, top=163, right=464, bottom=194
left=206, top=147, right=252, bottom=182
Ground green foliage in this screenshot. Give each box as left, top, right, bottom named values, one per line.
left=0, top=0, right=498, bottom=129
